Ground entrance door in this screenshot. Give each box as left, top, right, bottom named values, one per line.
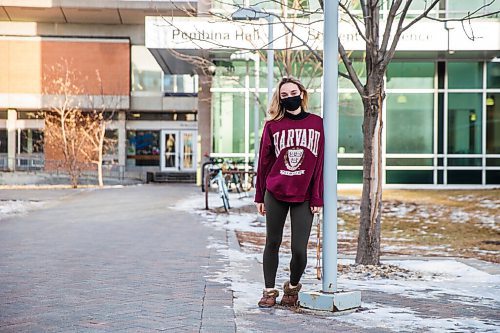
left=160, top=130, right=197, bottom=172
left=160, top=130, right=179, bottom=171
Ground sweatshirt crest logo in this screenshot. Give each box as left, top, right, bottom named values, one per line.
left=285, top=148, right=304, bottom=171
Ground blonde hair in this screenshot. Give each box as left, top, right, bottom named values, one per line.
left=268, top=77, right=309, bottom=121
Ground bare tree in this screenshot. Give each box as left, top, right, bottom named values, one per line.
left=79, top=71, right=119, bottom=187
left=42, top=61, right=91, bottom=187
left=42, top=61, right=117, bottom=187
left=334, top=0, right=499, bottom=264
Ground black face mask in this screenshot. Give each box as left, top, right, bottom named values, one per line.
left=280, top=95, right=302, bottom=111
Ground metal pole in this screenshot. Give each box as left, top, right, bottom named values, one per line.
left=322, top=0, right=339, bottom=293
left=254, top=53, right=260, bottom=171
left=266, top=16, right=274, bottom=108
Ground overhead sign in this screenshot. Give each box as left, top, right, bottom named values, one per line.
left=146, top=16, right=500, bottom=52
left=146, top=16, right=322, bottom=51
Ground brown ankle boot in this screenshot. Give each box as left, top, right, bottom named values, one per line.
left=280, top=281, right=302, bottom=307
left=258, top=289, right=279, bottom=308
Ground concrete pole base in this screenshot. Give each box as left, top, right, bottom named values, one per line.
left=298, top=290, right=361, bottom=312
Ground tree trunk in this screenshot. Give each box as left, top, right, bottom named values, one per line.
left=97, top=123, right=105, bottom=187
left=356, top=85, right=384, bottom=265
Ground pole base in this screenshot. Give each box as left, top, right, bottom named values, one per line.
left=298, top=290, right=361, bottom=312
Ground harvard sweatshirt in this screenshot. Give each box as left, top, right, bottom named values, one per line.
left=255, top=111, right=324, bottom=207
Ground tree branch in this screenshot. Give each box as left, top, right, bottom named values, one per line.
left=382, top=0, right=440, bottom=70
left=338, top=39, right=364, bottom=95
left=379, top=0, right=404, bottom=54
left=339, top=2, right=370, bottom=45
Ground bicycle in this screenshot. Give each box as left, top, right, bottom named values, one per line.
left=223, top=159, right=255, bottom=195
left=209, top=164, right=230, bottom=212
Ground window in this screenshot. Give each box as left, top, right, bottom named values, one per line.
left=163, top=74, right=198, bottom=94
left=0, top=111, right=8, bottom=119
left=339, top=61, right=365, bottom=89
left=20, top=129, right=43, bottom=154
left=212, top=93, right=245, bottom=154
left=17, top=111, right=42, bottom=119
left=104, top=129, right=118, bottom=156
left=131, top=46, right=162, bottom=92
left=126, top=112, right=197, bottom=121
left=487, top=62, right=500, bottom=88
left=448, top=62, right=482, bottom=89
left=486, top=93, right=500, bottom=154
left=339, top=93, right=363, bottom=154
left=126, top=130, right=160, bottom=167
left=386, top=62, right=435, bottom=89
left=386, top=93, right=434, bottom=153
left=0, top=129, right=7, bottom=153
left=447, top=0, right=500, bottom=19
left=448, top=93, right=482, bottom=154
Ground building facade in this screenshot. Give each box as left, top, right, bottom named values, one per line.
left=1, top=0, right=499, bottom=185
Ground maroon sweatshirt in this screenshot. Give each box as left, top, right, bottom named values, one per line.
left=255, top=112, right=324, bottom=207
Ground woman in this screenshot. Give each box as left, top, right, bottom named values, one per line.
left=255, top=77, right=324, bottom=308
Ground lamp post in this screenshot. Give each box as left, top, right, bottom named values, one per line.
left=297, top=0, right=361, bottom=312
left=232, top=7, right=274, bottom=170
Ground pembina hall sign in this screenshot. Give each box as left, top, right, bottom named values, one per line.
left=146, top=16, right=500, bottom=52
left=145, top=16, right=323, bottom=51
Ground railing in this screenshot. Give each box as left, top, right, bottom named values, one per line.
left=0, top=156, right=135, bottom=183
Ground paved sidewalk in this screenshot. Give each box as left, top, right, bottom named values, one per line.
left=0, top=184, right=235, bottom=332
left=1, top=184, right=498, bottom=332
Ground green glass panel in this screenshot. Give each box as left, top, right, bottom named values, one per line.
left=339, top=61, right=366, bottom=89
left=447, top=0, right=500, bottom=18
left=486, top=93, right=500, bottom=154
left=307, top=92, right=322, bottom=116
left=447, top=170, right=482, bottom=184
left=447, top=158, right=482, bottom=166
left=486, top=171, right=500, bottom=184
left=212, top=61, right=255, bottom=89
left=339, top=158, right=363, bottom=166
left=438, top=93, right=444, bottom=154
left=338, top=170, right=362, bottom=183
left=386, top=62, right=435, bottom=89
left=386, top=170, right=433, bottom=184
left=339, top=93, right=363, bottom=154
left=448, top=93, right=482, bottom=154
left=386, top=93, right=434, bottom=154
left=487, top=62, right=500, bottom=88
left=386, top=158, right=434, bottom=166
left=249, top=92, right=267, bottom=155
left=486, top=158, right=500, bottom=167
left=212, top=93, right=245, bottom=154
left=438, top=170, right=444, bottom=184
left=448, top=62, right=482, bottom=89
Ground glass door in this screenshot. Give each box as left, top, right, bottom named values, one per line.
left=180, top=131, right=197, bottom=171
left=160, top=130, right=179, bottom=171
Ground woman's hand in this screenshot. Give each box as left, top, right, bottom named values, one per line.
left=310, top=206, right=321, bottom=214
left=256, top=203, right=266, bottom=216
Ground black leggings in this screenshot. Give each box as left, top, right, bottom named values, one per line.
left=263, top=191, right=314, bottom=288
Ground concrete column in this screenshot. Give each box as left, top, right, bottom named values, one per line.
left=197, top=75, right=212, bottom=184
left=7, top=109, right=17, bottom=171
left=118, top=111, right=127, bottom=168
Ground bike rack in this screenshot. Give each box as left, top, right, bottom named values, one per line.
left=204, top=169, right=256, bottom=210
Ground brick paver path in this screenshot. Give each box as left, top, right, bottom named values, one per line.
left=0, top=185, right=235, bottom=332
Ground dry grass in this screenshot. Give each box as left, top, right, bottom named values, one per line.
left=235, top=189, right=500, bottom=263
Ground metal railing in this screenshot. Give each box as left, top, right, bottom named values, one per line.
left=0, top=156, right=135, bottom=183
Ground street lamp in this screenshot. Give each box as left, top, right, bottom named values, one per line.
left=298, top=0, right=361, bottom=312
left=232, top=6, right=274, bottom=171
